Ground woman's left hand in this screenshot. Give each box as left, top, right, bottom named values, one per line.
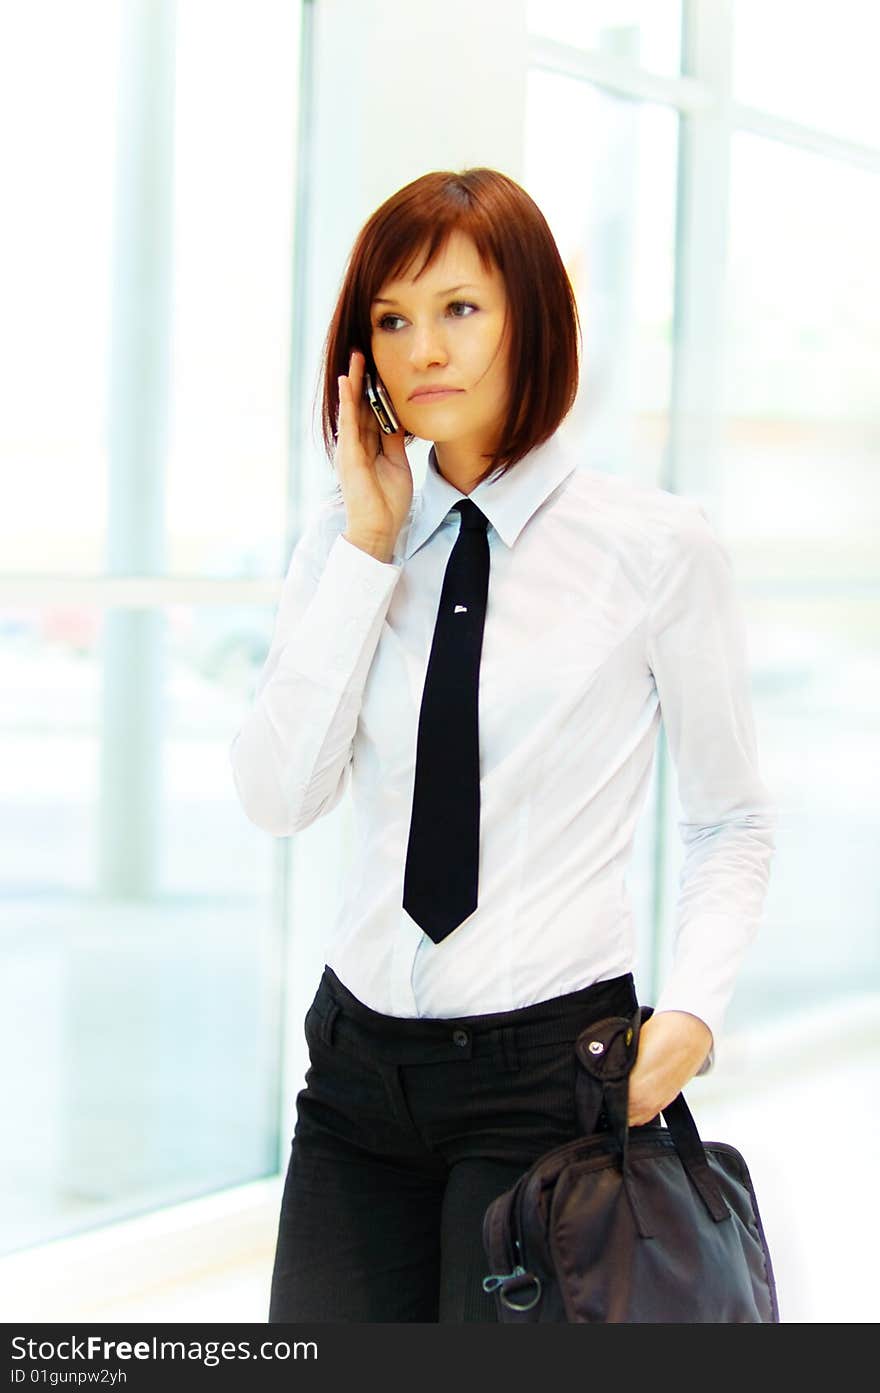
left=626, top=1010, right=713, bottom=1126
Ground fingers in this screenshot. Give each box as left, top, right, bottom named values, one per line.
left=342, top=344, right=359, bottom=406
left=335, top=372, right=348, bottom=437
left=352, top=348, right=369, bottom=403
left=339, top=347, right=357, bottom=414
left=337, top=348, right=369, bottom=438
left=348, top=345, right=364, bottom=399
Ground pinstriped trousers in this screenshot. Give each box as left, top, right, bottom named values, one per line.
left=268, top=962, right=638, bottom=1322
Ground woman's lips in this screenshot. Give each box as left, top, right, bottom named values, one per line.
left=408, top=388, right=464, bottom=402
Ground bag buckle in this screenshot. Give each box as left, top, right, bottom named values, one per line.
left=574, top=1012, right=640, bottom=1081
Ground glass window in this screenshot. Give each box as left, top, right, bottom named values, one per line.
left=710, top=133, right=880, bottom=1030
left=733, top=0, right=880, bottom=147
left=166, top=0, right=300, bottom=580
left=525, top=68, right=679, bottom=487
left=0, top=2, right=121, bottom=577
left=0, top=0, right=301, bottom=1257
left=0, top=0, right=299, bottom=581
left=0, top=601, right=281, bottom=1256
left=528, top=0, right=683, bottom=76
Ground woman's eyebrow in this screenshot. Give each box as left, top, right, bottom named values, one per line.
left=371, top=282, right=480, bottom=306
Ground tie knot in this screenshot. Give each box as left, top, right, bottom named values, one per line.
left=453, top=498, right=490, bottom=533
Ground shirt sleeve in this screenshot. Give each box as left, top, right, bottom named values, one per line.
left=646, top=498, right=777, bottom=1075
left=229, top=503, right=403, bottom=836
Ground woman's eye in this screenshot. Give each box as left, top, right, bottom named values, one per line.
left=376, top=301, right=478, bottom=332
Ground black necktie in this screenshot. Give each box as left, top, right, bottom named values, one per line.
left=403, top=498, right=491, bottom=943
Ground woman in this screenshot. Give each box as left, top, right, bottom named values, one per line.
left=229, top=167, right=776, bottom=1323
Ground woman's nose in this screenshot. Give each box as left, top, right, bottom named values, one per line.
left=408, top=324, right=448, bottom=369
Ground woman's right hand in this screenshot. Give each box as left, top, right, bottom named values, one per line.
left=336, top=348, right=413, bottom=556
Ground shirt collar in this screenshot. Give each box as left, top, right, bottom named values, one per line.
left=402, top=430, right=578, bottom=560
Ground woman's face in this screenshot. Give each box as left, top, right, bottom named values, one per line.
left=369, top=229, right=511, bottom=457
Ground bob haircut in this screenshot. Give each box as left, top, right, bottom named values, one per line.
left=318, top=166, right=582, bottom=487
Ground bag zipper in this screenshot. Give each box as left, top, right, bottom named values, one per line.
left=481, top=1182, right=529, bottom=1292
left=482, top=1129, right=668, bottom=1292
left=481, top=1238, right=528, bottom=1291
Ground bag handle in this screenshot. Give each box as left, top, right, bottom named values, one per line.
left=574, top=1004, right=730, bottom=1235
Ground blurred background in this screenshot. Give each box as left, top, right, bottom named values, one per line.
left=0, top=0, right=877, bottom=1323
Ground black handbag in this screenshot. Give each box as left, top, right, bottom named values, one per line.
left=481, top=1004, right=779, bottom=1322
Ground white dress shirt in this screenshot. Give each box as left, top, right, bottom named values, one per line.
left=229, top=430, right=776, bottom=1073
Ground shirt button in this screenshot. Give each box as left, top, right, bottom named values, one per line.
left=452, top=1028, right=469, bottom=1047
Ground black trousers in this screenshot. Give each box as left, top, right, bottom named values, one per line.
left=268, top=963, right=638, bottom=1323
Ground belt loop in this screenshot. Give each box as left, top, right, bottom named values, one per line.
left=321, top=1001, right=340, bottom=1048
left=497, top=1025, right=519, bottom=1072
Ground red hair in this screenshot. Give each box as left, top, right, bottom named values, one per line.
left=317, top=167, right=582, bottom=486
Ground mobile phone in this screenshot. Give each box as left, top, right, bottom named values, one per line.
left=364, top=369, right=401, bottom=435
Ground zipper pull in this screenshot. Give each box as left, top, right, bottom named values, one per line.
left=483, top=1264, right=544, bottom=1311
left=482, top=1263, right=527, bottom=1292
